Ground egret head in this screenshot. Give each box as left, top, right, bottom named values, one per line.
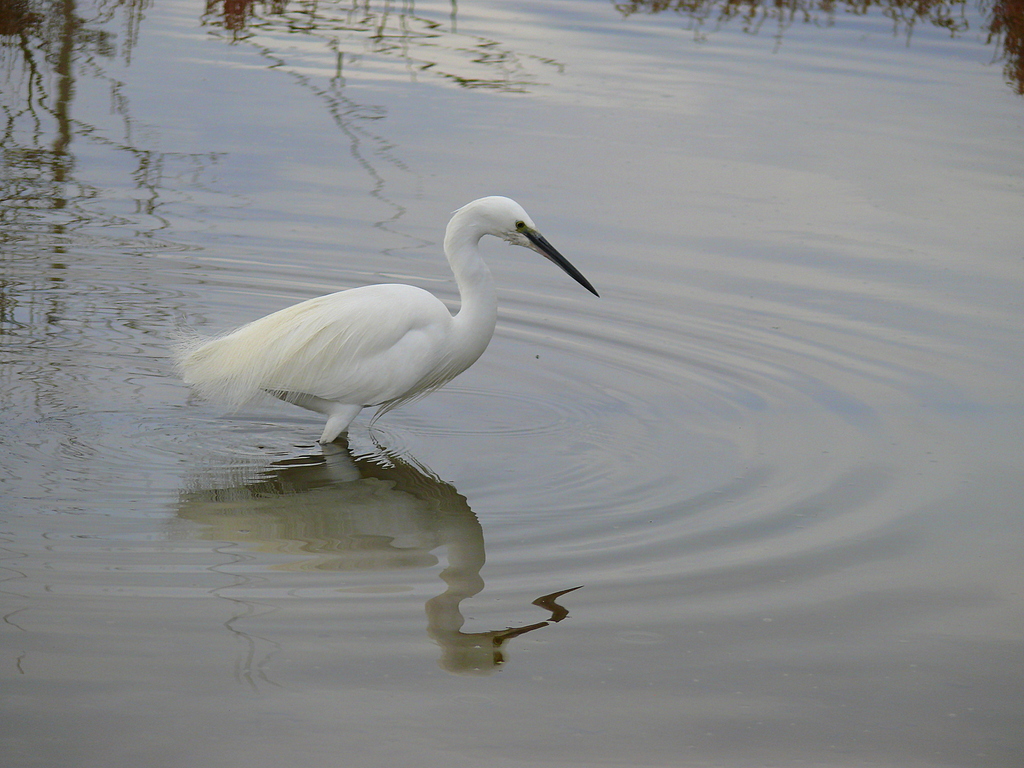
left=455, top=196, right=599, bottom=297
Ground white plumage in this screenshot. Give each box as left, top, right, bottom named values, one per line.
left=176, top=196, right=599, bottom=442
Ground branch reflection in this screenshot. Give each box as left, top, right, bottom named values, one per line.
left=0, top=0, right=222, bottom=251
left=177, top=440, right=582, bottom=675
left=201, top=0, right=564, bottom=92
left=617, top=0, right=1023, bottom=95
left=0, top=0, right=222, bottom=434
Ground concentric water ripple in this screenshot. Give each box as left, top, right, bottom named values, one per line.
left=1, top=225, right=977, bottom=622
left=0, top=147, right=1008, bottom=651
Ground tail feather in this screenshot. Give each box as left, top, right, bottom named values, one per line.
left=173, top=327, right=268, bottom=410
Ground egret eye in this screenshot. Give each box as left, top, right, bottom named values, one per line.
left=515, top=220, right=526, bottom=231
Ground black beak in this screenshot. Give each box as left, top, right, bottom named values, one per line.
left=524, top=230, right=600, bottom=297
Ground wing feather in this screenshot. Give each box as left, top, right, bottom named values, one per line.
left=176, top=284, right=455, bottom=409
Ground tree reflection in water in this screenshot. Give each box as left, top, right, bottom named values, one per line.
left=200, top=0, right=564, bottom=92
left=2, top=0, right=1021, bottom=101
left=177, top=439, right=583, bottom=676
left=0, top=0, right=221, bottom=251
left=198, top=0, right=1023, bottom=94
left=615, top=0, right=1023, bottom=94
left=983, top=0, right=1024, bottom=93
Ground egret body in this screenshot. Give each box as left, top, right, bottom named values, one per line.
left=176, top=196, right=598, bottom=442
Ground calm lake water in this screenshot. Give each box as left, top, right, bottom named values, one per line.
left=2, top=1, right=1023, bottom=766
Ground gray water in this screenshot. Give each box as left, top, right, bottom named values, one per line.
left=2, top=1, right=1023, bottom=766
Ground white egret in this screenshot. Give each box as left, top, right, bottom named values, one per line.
left=176, top=196, right=599, bottom=442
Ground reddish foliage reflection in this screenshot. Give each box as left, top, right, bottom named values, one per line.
left=984, top=0, right=1024, bottom=93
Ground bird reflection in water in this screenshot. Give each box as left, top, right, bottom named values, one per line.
left=176, top=439, right=580, bottom=675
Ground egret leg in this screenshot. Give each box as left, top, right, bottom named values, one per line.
left=319, top=404, right=363, bottom=443
left=269, top=390, right=362, bottom=443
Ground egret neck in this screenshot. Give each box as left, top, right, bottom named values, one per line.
left=444, top=208, right=499, bottom=367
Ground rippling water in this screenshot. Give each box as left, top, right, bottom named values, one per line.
left=2, top=0, right=1023, bottom=766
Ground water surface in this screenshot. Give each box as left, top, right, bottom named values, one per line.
left=2, top=1, right=1023, bottom=766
